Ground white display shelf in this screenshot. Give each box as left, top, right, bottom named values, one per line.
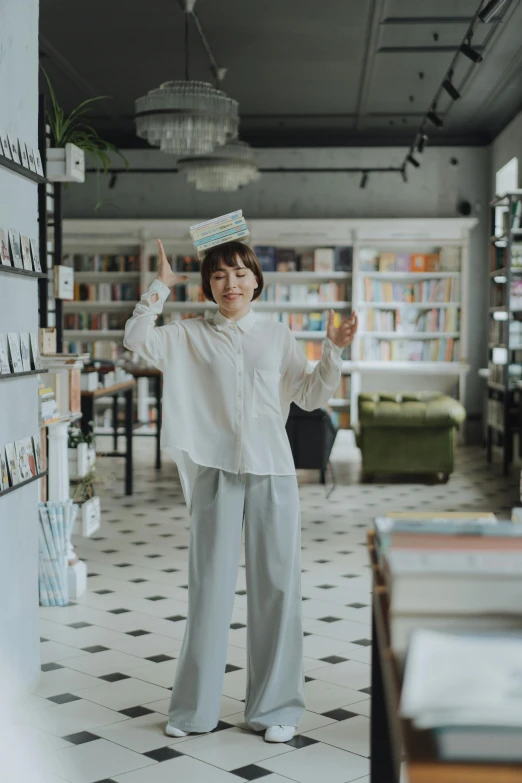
left=74, top=272, right=140, bottom=283
left=358, top=301, right=460, bottom=308
left=361, top=271, right=460, bottom=280
left=354, top=361, right=470, bottom=374
left=64, top=330, right=125, bottom=340
left=164, top=301, right=351, bottom=314
left=64, top=301, right=135, bottom=312
left=142, top=270, right=352, bottom=284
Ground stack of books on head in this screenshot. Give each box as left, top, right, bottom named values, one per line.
left=189, top=211, right=249, bottom=259
left=400, top=629, right=522, bottom=762
left=373, top=513, right=522, bottom=658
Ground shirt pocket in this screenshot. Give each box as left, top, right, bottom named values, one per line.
left=253, top=368, right=282, bottom=419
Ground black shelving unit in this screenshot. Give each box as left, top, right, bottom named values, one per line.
left=0, top=265, right=47, bottom=279
left=486, top=191, right=522, bottom=474
left=0, top=369, right=48, bottom=380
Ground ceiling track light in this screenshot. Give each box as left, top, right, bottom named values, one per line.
left=360, top=172, right=368, bottom=189
left=407, top=154, right=420, bottom=168
left=427, top=110, right=443, bottom=128
left=417, top=133, right=428, bottom=153
left=460, top=41, right=483, bottom=62
left=401, top=165, right=408, bottom=183
left=479, top=0, right=508, bottom=23
left=442, top=76, right=461, bottom=101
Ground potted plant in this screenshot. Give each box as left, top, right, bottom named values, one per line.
left=68, top=422, right=96, bottom=478
left=70, top=467, right=103, bottom=537
left=40, top=66, right=127, bottom=199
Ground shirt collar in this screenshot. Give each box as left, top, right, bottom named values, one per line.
left=210, top=307, right=258, bottom=332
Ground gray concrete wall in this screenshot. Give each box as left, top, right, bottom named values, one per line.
left=491, top=109, right=522, bottom=193
left=0, top=0, right=41, bottom=689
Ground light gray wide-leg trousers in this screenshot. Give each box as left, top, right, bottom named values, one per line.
left=167, top=464, right=306, bottom=733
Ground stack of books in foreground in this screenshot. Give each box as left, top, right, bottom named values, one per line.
left=373, top=513, right=522, bottom=659
left=400, top=629, right=522, bottom=762
left=189, top=211, right=249, bottom=259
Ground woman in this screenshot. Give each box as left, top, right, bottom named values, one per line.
left=123, top=238, right=358, bottom=743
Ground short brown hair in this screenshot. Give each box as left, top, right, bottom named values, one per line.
left=200, top=241, right=264, bottom=303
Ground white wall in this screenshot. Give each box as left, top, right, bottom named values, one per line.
left=491, top=108, right=522, bottom=194
left=0, top=0, right=41, bottom=689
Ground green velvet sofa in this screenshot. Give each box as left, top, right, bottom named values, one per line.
left=356, top=391, right=466, bottom=482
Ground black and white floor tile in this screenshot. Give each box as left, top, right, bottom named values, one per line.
left=27, top=435, right=517, bottom=783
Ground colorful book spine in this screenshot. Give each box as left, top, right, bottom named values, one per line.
left=195, top=228, right=250, bottom=253
left=189, top=210, right=242, bottom=232
left=191, top=217, right=246, bottom=241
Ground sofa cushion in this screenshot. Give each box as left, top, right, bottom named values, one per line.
left=358, top=392, right=466, bottom=429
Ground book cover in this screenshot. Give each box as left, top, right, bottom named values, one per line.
left=32, top=434, right=43, bottom=474
left=189, top=210, right=242, bottom=232
left=8, top=230, right=23, bottom=269
left=0, top=229, right=11, bottom=266
left=19, top=333, right=32, bottom=371
left=20, top=235, right=32, bottom=270
left=7, top=333, right=23, bottom=373
left=379, top=252, right=396, bottom=272
left=19, top=140, right=29, bottom=168
left=0, top=446, right=9, bottom=491
left=426, top=253, right=441, bottom=272
left=411, top=253, right=427, bottom=272
left=253, top=246, right=277, bottom=272
left=14, top=439, right=32, bottom=481
left=30, top=238, right=42, bottom=272
left=0, top=334, right=10, bottom=374
left=334, top=247, right=353, bottom=272
left=7, top=134, right=20, bottom=164
left=5, top=442, right=20, bottom=485
left=29, top=333, right=42, bottom=370
left=395, top=253, right=411, bottom=272
left=299, top=251, right=315, bottom=272
left=314, top=248, right=334, bottom=272
left=25, top=144, right=37, bottom=173
left=359, top=247, right=379, bottom=271
left=0, top=131, right=12, bottom=159
left=276, top=248, right=298, bottom=272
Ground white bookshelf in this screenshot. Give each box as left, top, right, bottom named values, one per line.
left=63, top=217, right=477, bottom=427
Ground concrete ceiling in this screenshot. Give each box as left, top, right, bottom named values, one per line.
left=39, top=0, right=522, bottom=148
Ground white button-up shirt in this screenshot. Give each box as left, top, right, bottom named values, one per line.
left=123, top=278, right=344, bottom=514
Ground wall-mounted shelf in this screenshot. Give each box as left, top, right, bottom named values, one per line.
left=0, top=265, right=47, bottom=279
left=0, top=369, right=48, bottom=380
left=0, top=153, right=46, bottom=184
left=0, top=471, right=48, bottom=499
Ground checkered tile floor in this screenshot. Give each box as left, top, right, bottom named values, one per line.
left=26, top=437, right=517, bottom=783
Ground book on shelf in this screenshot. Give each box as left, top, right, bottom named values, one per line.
left=0, top=334, right=10, bottom=374
left=276, top=248, right=298, bottom=272
left=0, top=130, right=11, bottom=159
left=0, top=446, right=9, bottom=491
left=19, top=333, right=31, bottom=371
left=8, top=229, right=23, bottom=269
left=0, top=229, right=11, bottom=266
left=4, top=442, right=20, bottom=485
left=7, top=333, right=23, bottom=373
left=253, top=246, right=277, bottom=272
left=361, top=336, right=459, bottom=362
left=313, top=247, right=334, bottom=272
left=363, top=277, right=459, bottom=303
left=67, top=253, right=140, bottom=272
left=400, top=629, right=522, bottom=762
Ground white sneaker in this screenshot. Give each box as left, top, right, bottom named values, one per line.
left=165, top=723, right=188, bottom=738
left=264, top=725, right=296, bottom=743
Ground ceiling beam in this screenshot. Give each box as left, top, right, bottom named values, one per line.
left=354, top=0, right=385, bottom=131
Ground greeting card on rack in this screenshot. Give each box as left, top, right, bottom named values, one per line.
left=29, top=333, right=42, bottom=370
left=33, top=148, right=44, bottom=176
left=25, top=144, right=36, bottom=172
left=0, top=229, right=11, bottom=266
left=19, top=141, right=29, bottom=168
left=22, top=437, right=36, bottom=476
left=20, top=235, right=32, bottom=271
left=0, top=334, right=11, bottom=374
left=14, top=439, right=32, bottom=481
left=0, top=447, right=9, bottom=491
left=8, top=230, right=23, bottom=268
left=7, top=135, right=20, bottom=164
left=7, top=333, right=23, bottom=373
left=5, top=443, right=20, bottom=485
left=19, top=333, right=32, bottom=371
left=32, top=435, right=43, bottom=474
left=30, top=238, right=42, bottom=272
left=0, top=131, right=11, bottom=159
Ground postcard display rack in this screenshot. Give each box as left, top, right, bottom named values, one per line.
left=61, top=218, right=475, bottom=438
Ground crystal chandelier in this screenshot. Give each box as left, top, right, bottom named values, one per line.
left=178, top=140, right=260, bottom=192
left=134, top=2, right=239, bottom=157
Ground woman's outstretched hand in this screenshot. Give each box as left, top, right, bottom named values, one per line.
left=156, top=239, right=189, bottom=288
left=326, top=310, right=358, bottom=349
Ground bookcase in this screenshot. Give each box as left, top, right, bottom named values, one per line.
left=486, top=190, right=522, bottom=473
left=62, top=217, right=476, bottom=432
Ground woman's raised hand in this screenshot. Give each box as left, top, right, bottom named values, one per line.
left=156, top=239, right=188, bottom=288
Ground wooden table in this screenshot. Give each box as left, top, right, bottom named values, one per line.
left=369, top=530, right=522, bottom=783
left=81, top=380, right=136, bottom=495
left=122, top=364, right=162, bottom=470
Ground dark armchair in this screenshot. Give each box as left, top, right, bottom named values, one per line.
left=285, top=402, right=338, bottom=492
